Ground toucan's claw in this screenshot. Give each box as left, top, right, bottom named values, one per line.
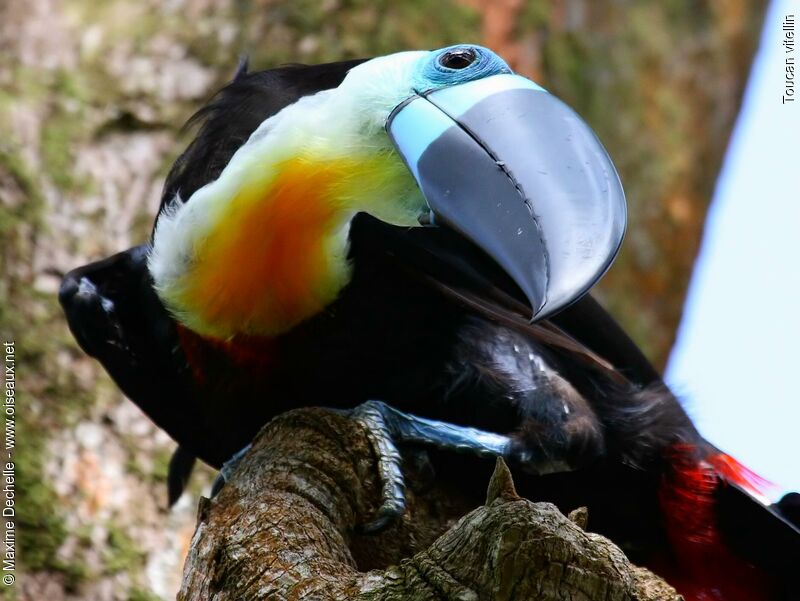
left=210, top=443, right=252, bottom=498
left=345, top=400, right=513, bottom=533
left=347, top=401, right=407, bottom=533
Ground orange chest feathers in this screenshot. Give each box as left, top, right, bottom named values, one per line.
left=182, top=158, right=355, bottom=338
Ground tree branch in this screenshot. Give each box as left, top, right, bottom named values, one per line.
left=178, top=408, right=680, bottom=600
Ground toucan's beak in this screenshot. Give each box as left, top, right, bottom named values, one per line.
left=387, top=74, right=626, bottom=320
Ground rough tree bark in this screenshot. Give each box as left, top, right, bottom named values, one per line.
left=179, top=409, right=680, bottom=600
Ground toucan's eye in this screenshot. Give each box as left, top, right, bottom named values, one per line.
left=416, top=45, right=511, bottom=90
left=438, top=48, right=477, bottom=70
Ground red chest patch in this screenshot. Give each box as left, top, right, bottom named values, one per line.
left=176, top=325, right=277, bottom=385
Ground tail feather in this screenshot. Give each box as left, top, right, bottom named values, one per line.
left=707, top=452, right=773, bottom=503
left=167, top=445, right=196, bottom=507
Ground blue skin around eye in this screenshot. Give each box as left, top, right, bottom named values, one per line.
left=413, top=45, right=513, bottom=92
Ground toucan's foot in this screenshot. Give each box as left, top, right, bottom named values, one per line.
left=209, top=405, right=567, bottom=527
left=344, top=400, right=512, bottom=533
left=346, top=401, right=407, bottom=533
left=210, top=443, right=252, bottom=498
left=209, top=474, right=224, bottom=499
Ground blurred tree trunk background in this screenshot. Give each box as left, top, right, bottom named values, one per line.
left=0, top=1, right=765, bottom=599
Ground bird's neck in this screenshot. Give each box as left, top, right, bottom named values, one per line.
left=149, top=95, right=422, bottom=340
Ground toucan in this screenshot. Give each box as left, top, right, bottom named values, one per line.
left=59, top=46, right=799, bottom=600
